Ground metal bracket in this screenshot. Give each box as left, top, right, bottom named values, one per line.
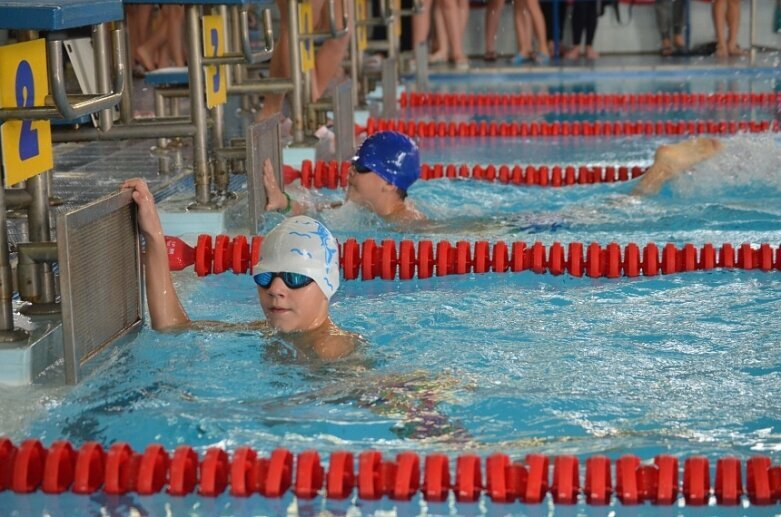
left=0, top=26, right=126, bottom=122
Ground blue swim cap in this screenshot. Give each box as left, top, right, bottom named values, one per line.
left=353, top=132, right=420, bottom=192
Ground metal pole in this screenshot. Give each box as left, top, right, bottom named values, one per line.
left=289, top=0, right=305, bottom=143
left=93, top=22, right=114, bottom=132
left=213, top=6, right=229, bottom=196
left=349, top=5, right=359, bottom=108
left=749, top=0, right=757, bottom=65
left=21, top=172, right=58, bottom=314
left=186, top=5, right=213, bottom=206
left=119, top=20, right=134, bottom=124
left=154, top=91, right=171, bottom=174
left=0, top=169, right=28, bottom=341
left=553, top=0, right=560, bottom=59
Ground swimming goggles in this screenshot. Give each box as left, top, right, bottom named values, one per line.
left=352, top=162, right=373, bottom=173
left=253, top=271, right=314, bottom=289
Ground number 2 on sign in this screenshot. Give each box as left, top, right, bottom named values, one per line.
left=0, top=38, right=53, bottom=186
left=15, top=60, right=39, bottom=160
left=202, top=15, right=226, bottom=107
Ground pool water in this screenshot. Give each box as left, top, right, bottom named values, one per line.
left=2, top=72, right=781, bottom=514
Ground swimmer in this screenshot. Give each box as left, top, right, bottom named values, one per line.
left=631, top=137, right=723, bottom=196
left=123, top=179, right=359, bottom=360
left=264, top=131, right=426, bottom=223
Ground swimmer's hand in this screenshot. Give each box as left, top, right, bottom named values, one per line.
left=262, top=159, right=289, bottom=212
left=122, top=178, right=163, bottom=239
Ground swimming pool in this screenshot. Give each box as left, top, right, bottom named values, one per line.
left=2, top=73, right=781, bottom=514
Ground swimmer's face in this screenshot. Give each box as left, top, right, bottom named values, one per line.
left=346, top=165, right=394, bottom=211
left=258, top=277, right=329, bottom=333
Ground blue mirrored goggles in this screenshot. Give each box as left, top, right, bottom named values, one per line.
left=253, top=271, right=314, bottom=289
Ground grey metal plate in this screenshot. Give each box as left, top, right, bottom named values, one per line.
left=382, top=57, right=398, bottom=119
left=246, top=115, right=282, bottom=235
left=333, top=79, right=355, bottom=163
left=57, top=190, right=142, bottom=384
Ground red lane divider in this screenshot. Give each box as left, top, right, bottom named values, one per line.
left=4, top=439, right=781, bottom=506
left=365, top=118, right=778, bottom=138
left=166, top=235, right=781, bottom=280
left=282, top=160, right=646, bottom=189
left=400, top=91, right=781, bottom=109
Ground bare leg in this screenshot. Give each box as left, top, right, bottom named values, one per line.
left=484, top=0, right=505, bottom=58
left=513, top=5, right=533, bottom=58
left=522, top=0, right=549, bottom=58
left=431, top=0, right=451, bottom=62
left=165, top=6, right=186, bottom=67
left=458, top=0, right=469, bottom=35
left=136, top=14, right=168, bottom=71
left=711, top=0, right=729, bottom=58
left=725, top=0, right=745, bottom=56
left=310, top=0, right=353, bottom=101
left=439, top=0, right=466, bottom=64
left=257, top=0, right=290, bottom=120
left=413, top=0, right=434, bottom=46
left=632, top=138, right=723, bottom=195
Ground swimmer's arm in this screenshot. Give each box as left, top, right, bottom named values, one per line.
left=630, top=163, right=673, bottom=196
left=631, top=137, right=723, bottom=196
left=263, top=159, right=343, bottom=215
left=123, top=179, right=191, bottom=331
left=186, top=320, right=269, bottom=332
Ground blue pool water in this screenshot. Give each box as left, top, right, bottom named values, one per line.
left=2, top=71, right=781, bottom=514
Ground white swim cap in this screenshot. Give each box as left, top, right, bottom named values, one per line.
left=256, top=216, right=340, bottom=299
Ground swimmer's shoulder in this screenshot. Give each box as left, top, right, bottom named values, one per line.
left=313, top=330, right=363, bottom=361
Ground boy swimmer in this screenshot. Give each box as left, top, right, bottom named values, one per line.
left=123, top=179, right=358, bottom=360
left=264, top=131, right=426, bottom=223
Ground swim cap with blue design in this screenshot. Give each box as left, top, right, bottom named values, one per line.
left=352, top=131, right=420, bottom=192
left=256, top=216, right=340, bottom=299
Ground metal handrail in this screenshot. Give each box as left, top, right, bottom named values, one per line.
left=202, top=7, right=275, bottom=66
left=0, top=27, right=125, bottom=122
left=300, top=0, right=350, bottom=40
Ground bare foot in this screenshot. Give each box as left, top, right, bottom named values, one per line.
left=135, top=45, right=156, bottom=72
left=714, top=44, right=729, bottom=59
left=429, top=51, right=447, bottom=64
left=563, top=46, right=582, bottom=60
left=728, top=45, right=748, bottom=57
left=585, top=46, right=599, bottom=60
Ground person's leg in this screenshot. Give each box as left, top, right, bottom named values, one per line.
left=540, top=1, right=554, bottom=55
left=583, top=0, right=598, bottom=59
left=439, top=0, right=467, bottom=64
left=711, top=0, right=729, bottom=57
left=458, top=0, right=469, bottom=34
left=522, top=0, right=550, bottom=59
left=564, top=1, right=585, bottom=59
left=257, top=0, right=290, bottom=120
left=413, top=0, right=434, bottom=47
left=311, top=0, right=353, bottom=101
left=484, top=0, right=506, bottom=59
left=431, top=0, right=450, bottom=61
left=654, top=0, right=671, bottom=46
left=631, top=138, right=723, bottom=196
left=136, top=10, right=168, bottom=71
left=725, top=0, right=745, bottom=55
left=512, top=3, right=533, bottom=61
left=671, top=0, right=686, bottom=49
left=165, top=6, right=186, bottom=67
